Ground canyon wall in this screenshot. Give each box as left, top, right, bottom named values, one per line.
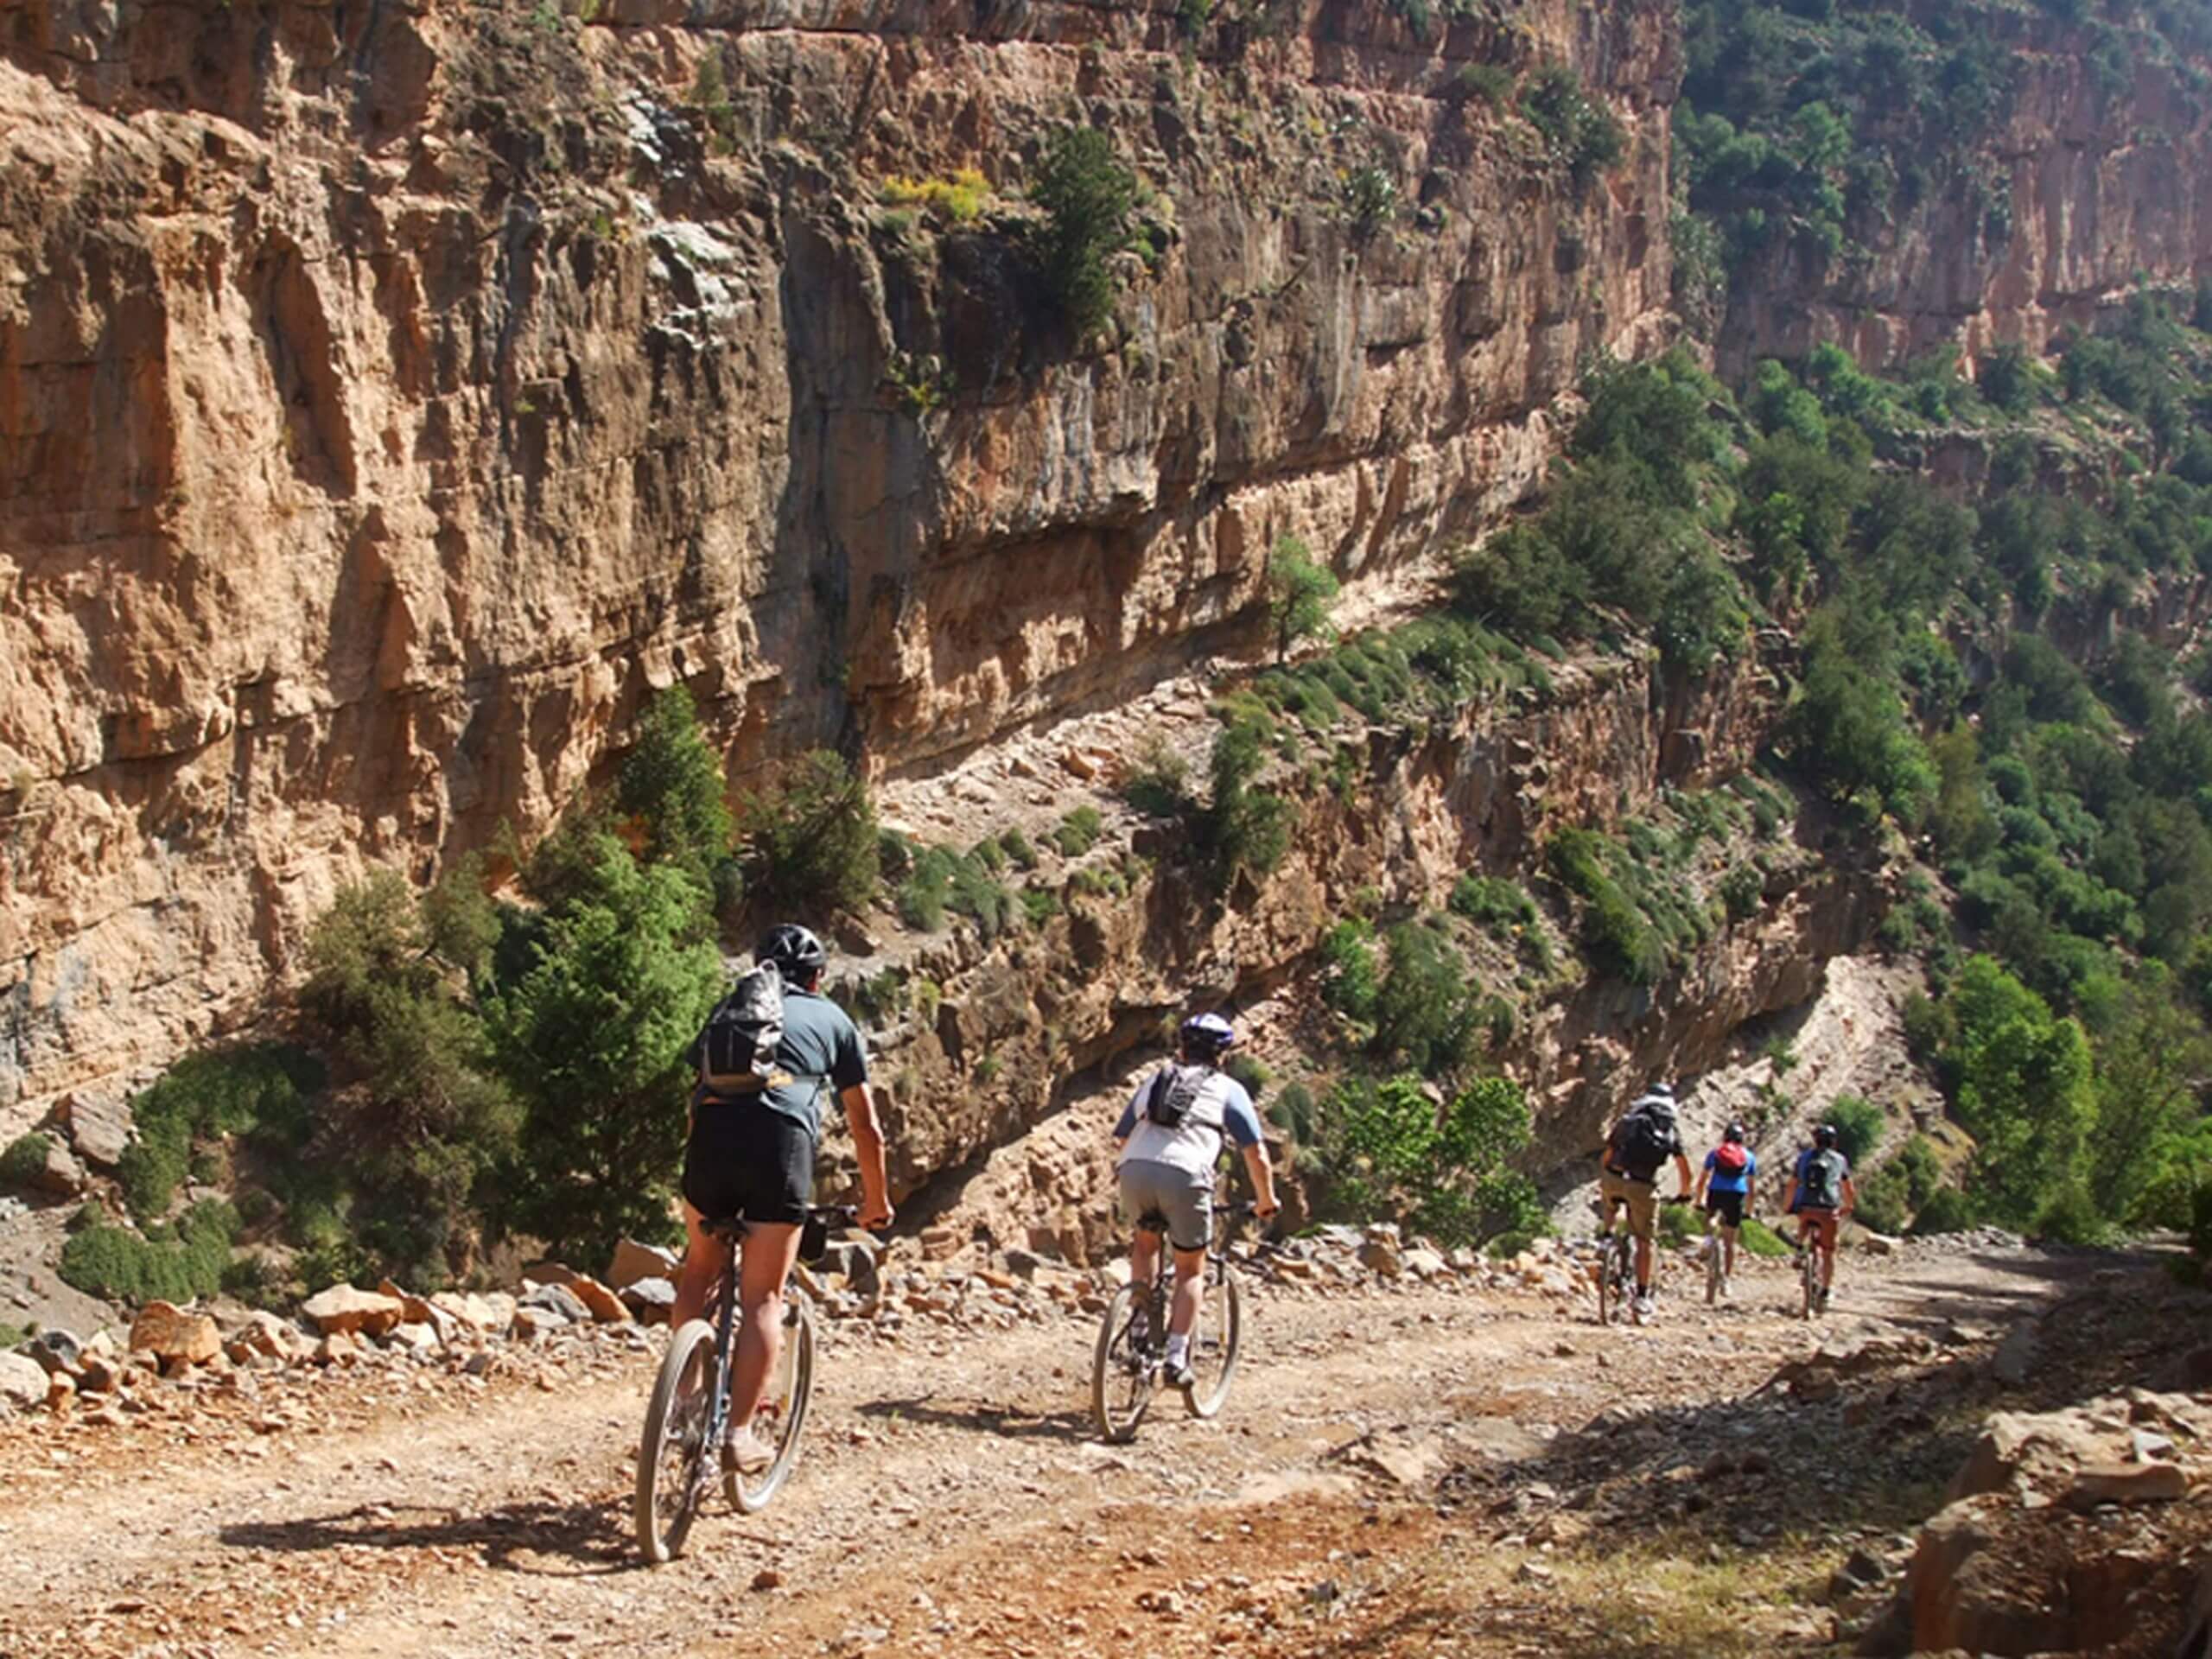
left=1719, top=10, right=2212, bottom=375
left=0, top=0, right=1681, bottom=1124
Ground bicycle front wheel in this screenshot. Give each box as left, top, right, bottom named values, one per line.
left=727, top=1290, right=817, bottom=1514
left=1091, top=1283, right=1157, bottom=1442
left=1183, top=1270, right=1242, bottom=1420
left=635, top=1319, right=716, bottom=1564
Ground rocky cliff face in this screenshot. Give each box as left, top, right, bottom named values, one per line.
left=1719, top=10, right=2212, bottom=375
left=0, top=0, right=1682, bottom=1123
left=810, top=638, right=1887, bottom=1256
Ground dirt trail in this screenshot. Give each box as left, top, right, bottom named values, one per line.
left=0, top=1243, right=2129, bottom=1659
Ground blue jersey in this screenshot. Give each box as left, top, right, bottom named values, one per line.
left=1704, top=1147, right=1756, bottom=1195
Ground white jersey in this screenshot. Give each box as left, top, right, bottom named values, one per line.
left=1116, top=1065, right=1263, bottom=1179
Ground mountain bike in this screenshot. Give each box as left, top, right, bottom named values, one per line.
left=1593, top=1192, right=1691, bottom=1326
left=1792, top=1211, right=1842, bottom=1320
left=1704, top=1210, right=1729, bottom=1305
left=633, top=1205, right=852, bottom=1562
left=1091, top=1201, right=1257, bottom=1442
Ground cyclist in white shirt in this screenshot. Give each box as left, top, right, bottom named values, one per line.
left=1112, top=1013, right=1279, bottom=1387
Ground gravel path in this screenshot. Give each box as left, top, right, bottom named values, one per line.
left=0, top=1241, right=2110, bottom=1659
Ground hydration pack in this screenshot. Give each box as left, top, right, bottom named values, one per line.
left=1799, top=1148, right=1847, bottom=1211
left=1712, top=1141, right=1750, bottom=1177
left=1611, top=1104, right=1676, bottom=1179
left=1143, top=1062, right=1214, bottom=1129
left=696, top=966, right=791, bottom=1098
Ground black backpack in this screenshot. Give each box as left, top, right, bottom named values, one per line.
left=1611, top=1105, right=1675, bottom=1179
left=696, top=966, right=791, bottom=1098
left=1799, top=1148, right=1847, bottom=1210
left=1143, top=1062, right=1214, bottom=1128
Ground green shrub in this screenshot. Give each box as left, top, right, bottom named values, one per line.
left=1824, top=1095, right=1885, bottom=1166
left=1002, top=828, right=1039, bottom=869
left=0, top=1133, right=50, bottom=1192
left=1719, top=864, right=1764, bottom=922
left=740, top=749, right=880, bottom=917
left=2033, top=1181, right=2106, bottom=1244
left=1910, top=1186, right=1977, bottom=1235
left=1054, top=806, right=1105, bottom=857
left=1458, top=61, right=1515, bottom=106
left=1203, top=711, right=1296, bottom=881
left=118, top=1046, right=324, bottom=1223
left=1122, top=737, right=1193, bottom=817
left=613, top=684, right=733, bottom=881
left=1030, top=125, right=1138, bottom=336
left=1854, top=1167, right=1911, bottom=1236
left=1548, top=829, right=1666, bottom=984
left=1738, top=1217, right=1792, bottom=1258
left=1268, top=537, right=1341, bottom=663
left=1450, top=875, right=1536, bottom=931
left=1372, top=920, right=1480, bottom=1078
left=58, top=1200, right=238, bottom=1305
left=1520, top=63, right=1626, bottom=188
left=1019, top=887, right=1061, bottom=928
left=1319, top=919, right=1381, bottom=1022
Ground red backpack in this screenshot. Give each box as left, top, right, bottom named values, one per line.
left=1711, top=1141, right=1749, bottom=1175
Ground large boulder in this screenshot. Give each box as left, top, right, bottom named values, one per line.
left=607, top=1239, right=681, bottom=1292
left=1947, top=1411, right=2110, bottom=1501
left=300, top=1285, right=404, bottom=1338
left=25, top=1330, right=83, bottom=1378
left=60, top=1090, right=132, bottom=1170
left=518, top=1282, right=590, bottom=1325
left=130, top=1301, right=220, bottom=1367
left=620, top=1277, right=676, bottom=1325
left=29, top=1138, right=84, bottom=1197
left=227, top=1310, right=304, bottom=1362
left=0, top=1351, right=48, bottom=1409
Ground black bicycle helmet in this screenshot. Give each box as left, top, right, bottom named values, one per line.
left=1813, top=1122, right=1839, bottom=1149
left=1723, top=1121, right=1747, bottom=1143
left=758, top=923, right=828, bottom=981
left=1179, top=1012, right=1236, bottom=1062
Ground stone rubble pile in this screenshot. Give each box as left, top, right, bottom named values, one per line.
left=1857, top=1387, right=2209, bottom=1656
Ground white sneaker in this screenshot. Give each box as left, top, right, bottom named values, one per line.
left=1634, top=1294, right=1656, bottom=1321
left=725, top=1423, right=777, bottom=1473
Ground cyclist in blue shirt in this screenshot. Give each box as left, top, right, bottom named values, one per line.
left=1692, top=1121, right=1758, bottom=1291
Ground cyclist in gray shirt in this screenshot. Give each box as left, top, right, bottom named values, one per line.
left=1113, top=1012, right=1279, bottom=1386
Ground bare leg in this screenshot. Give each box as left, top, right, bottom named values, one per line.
left=1166, top=1245, right=1207, bottom=1338
left=1634, top=1233, right=1655, bottom=1291
left=1128, top=1228, right=1162, bottom=1306
left=1818, top=1236, right=1837, bottom=1292
left=1722, top=1225, right=1739, bottom=1276
left=671, top=1203, right=726, bottom=1332
left=728, top=1221, right=804, bottom=1432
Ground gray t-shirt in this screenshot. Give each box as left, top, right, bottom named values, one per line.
left=734, top=988, right=869, bottom=1141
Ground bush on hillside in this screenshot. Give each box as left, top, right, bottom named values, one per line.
left=1030, top=126, right=1138, bottom=336
left=614, top=684, right=734, bottom=882
left=740, top=749, right=880, bottom=918
left=58, top=1201, right=238, bottom=1304
left=117, top=1046, right=324, bottom=1223
left=0, top=1133, right=50, bottom=1192
left=1825, top=1094, right=1885, bottom=1165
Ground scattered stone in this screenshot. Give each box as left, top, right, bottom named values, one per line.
left=60, top=1089, right=132, bottom=1169
left=130, top=1301, right=220, bottom=1367
left=315, top=1331, right=360, bottom=1366
left=1857, top=1230, right=1898, bottom=1257
left=44, top=1370, right=75, bottom=1413
left=1989, top=1322, right=2040, bottom=1388
left=565, top=1274, right=630, bottom=1324
left=2063, top=1459, right=2189, bottom=1508
left=607, top=1239, right=682, bottom=1293
left=620, top=1279, right=677, bottom=1326
left=512, top=1304, right=571, bottom=1339
left=751, top=1567, right=784, bottom=1592
left=25, top=1329, right=83, bottom=1378
left=77, top=1352, right=123, bottom=1395
left=518, top=1282, right=591, bottom=1325
left=0, top=1351, right=48, bottom=1409
left=1401, top=1248, right=1448, bottom=1279
left=2129, top=1427, right=2177, bottom=1464
left=302, top=1286, right=405, bottom=1338
left=230, top=1311, right=304, bottom=1362
left=1357, top=1236, right=1402, bottom=1277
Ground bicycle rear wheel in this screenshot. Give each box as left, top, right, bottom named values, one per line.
left=1182, top=1270, right=1242, bottom=1420
left=635, top=1319, right=715, bottom=1563
left=1596, top=1241, right=1623, bottom=1326
left=1799, top=1251, right=1817, bottom=1321
left=726, top=1291, right=816, bottom=1514
left=1091, top=1283, right=1158, bottom=1442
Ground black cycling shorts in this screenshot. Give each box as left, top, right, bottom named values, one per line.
left=1705, top=1189, right=1746, bottom=1229
left=683, top=1103, right=814, bottom=1227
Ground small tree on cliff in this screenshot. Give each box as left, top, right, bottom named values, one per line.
left=1031, top=125, right=1138, bottom=339
left=1267, top=536, right=1340, bottom=664
left=614, top=683, right=734, bottom=887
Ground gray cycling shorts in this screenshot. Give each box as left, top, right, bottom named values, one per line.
left=1119, top=1160, right=1213, bottom=1252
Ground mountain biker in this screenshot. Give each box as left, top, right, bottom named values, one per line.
left=672, top=924, right=894, bottom=1472
left=1692, top=1121, right=1758, bottom=1290
left=1783, top=1122, right=1856, bottom=1313
left=1597, top=1082, right=1694, bottom=1321
left=1112, top=1013, right=1280, bottom=1388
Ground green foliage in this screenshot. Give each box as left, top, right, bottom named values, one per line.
left=1786, top=609, right=1935, bottom=824
left=1450, top=875, right=1537, bottom=932
left=486, top=834, right=722, bottom=1265
left=1719, top=863, right=1764, bottom=922
left=1319, top=918, right=1381, bottom=1023
left=1457, top=62, right=1516, bottom=107
left=1910, top=1185, right=1977, bottom=1235
left=1030, top=125, right=1138, bottom=337
left=897, top=844, right=1019, bottom=939
left=1267, top=537, right=1341, bottom=664
left=1224, top=1053, right=1269, bottom=1103
left=59, top=1201, right=238, bottom=1305
left=739, top=749, right=880, bottom=918
left=1121, top=735, right=1192, bottom=817
left=1936, top=957, right=2095, bottom=1230
left=1824, top=1094, right=1885, bottom=1165
left=1203, top=709, right=1296, bottom=883
left=1053, top=806, right=1105, bottom=857
left=1339, top=166, right=1400, bottom=238
left=1520, top=63, right=1626, bottom=188
left=0, top=1133, right=50, bottom=1191
left=1311, top=1071, right=1541, bottom=1249
left=1001, top=828, right=1039, bottom=870
left=1371, top=919, right=1480, bottom=1079
left=613, top=685, right=733, bottom=883
left=119, top=1045, right=325, bottom=1224
left=1548, top=828, right=1666, bottom=984
left=1976, top=341, right=2037, bottom=415
left=1737, top=1216, right=1793, bottom=1258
